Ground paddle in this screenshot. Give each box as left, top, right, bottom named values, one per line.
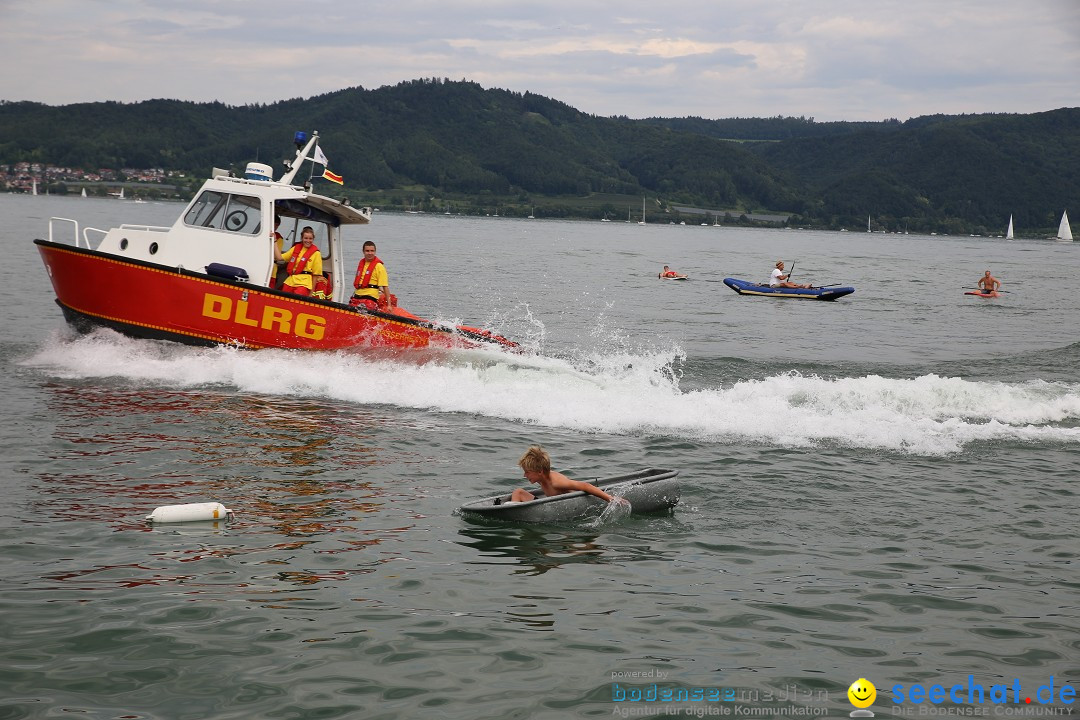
left=962, top=287, right=1010, bottom=293
left=785, top=261, right=818, bottom=289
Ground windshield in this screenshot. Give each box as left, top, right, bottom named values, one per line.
left=184, top=191, right=262, bottom=235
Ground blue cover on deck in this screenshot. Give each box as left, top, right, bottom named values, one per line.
left=205, top=263, right=250, bottom=282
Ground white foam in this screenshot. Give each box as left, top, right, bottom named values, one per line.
left=22, top=329, right=1080, bottom=455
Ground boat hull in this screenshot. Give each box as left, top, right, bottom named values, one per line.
left=723, top=277, right=854, bottom=300
left=36, top=240, right=517, bottom=351
left=457, top=468, right=680, bottom=523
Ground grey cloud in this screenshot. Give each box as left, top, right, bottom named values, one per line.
left=0, top=0, right=1076, bottom=121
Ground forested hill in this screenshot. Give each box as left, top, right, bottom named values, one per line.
left=1, top=78, right=1077, bottom=233
left=753, top=110, right=1080, bottom=233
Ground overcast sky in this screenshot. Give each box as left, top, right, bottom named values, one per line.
left=3, top=0, right=1077, bottom=122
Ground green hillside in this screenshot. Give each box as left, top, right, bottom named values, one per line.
left=1, top=79, right=1076, bottom=234
left=753, top=110, right=1080, bottom=233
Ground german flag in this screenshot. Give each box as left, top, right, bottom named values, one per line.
left=322, top=169, right=344, bottom=185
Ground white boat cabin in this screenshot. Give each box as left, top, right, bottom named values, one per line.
left=63, top=132, right=371, bottom=303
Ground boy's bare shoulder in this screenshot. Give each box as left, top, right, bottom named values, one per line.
left=546, top=471, right=578, bottom=493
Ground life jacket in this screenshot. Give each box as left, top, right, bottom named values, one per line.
left=662, top=271, right=678, bottom=278
left=286, top=242, right=318, bottom=276
left=354, top=256, right=384, bottom=290
left=312, top=274, right=331, bottom=300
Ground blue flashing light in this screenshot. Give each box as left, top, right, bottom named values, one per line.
left=293, top=131, right=308, bottom=148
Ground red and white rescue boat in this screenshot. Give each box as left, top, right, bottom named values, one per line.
left=35, top=131, right=518, bottom=352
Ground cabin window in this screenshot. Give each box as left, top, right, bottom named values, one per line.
left=278, top=220, right=331, bottom=260
left=184, top=191, right=262, bottom=235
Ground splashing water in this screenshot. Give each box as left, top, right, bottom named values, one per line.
left=587, top=490, right=634, bottom=528
left=20, top=328, right=1080, bottom=456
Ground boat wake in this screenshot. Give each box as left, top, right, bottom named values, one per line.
left=22, top=328, right=1080, bottom=455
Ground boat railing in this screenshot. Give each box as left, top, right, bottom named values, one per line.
left=48, top=217, right=91, bottom=249
left=83, top=226, right=109, bottom=248
left=118, top=223, right=171, bottom=233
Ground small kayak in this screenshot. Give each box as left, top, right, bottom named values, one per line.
left=965, top=290, right=1000, bottom=299
left=457, top=468, right=680, bottom=523
left=659, top=275, right=689, bottom=281
left=723, top=277, right=854, bottom=300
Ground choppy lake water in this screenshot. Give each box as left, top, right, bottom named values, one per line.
left=3, top=194, right=1078, bottom=719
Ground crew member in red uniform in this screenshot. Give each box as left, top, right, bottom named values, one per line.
left=274, top=226, right=322, bottom=296
left=349, top=241, right=389, bottom=310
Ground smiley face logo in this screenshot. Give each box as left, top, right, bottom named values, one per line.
left=847, top=678, right=877, bottom=709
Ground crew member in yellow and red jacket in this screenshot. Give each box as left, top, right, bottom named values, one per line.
left=271, top=214, right=288, bottom=289
left=274, top=226, right=322, bottom=296
left=272, top=214, right=285, bottom=254
left=349, top=240, right=389, bottom=310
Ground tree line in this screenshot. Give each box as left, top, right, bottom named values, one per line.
left=1, top=79, right=1076, bottom=234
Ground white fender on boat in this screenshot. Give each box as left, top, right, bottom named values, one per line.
left=145, top=502, right=234, bottom=524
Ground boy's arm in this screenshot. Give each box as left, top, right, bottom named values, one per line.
left=551, top=474, right=626, bottom=504
left=569, top=479, right=614, bottom=502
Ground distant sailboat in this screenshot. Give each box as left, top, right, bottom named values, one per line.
left=638, top=196, right=646, bottom=225
left=866, top=215, right=871, bottom=233
left=1057, top=210, right=1073, bottom=242
left=81, top=187, right=87, bottom=198
left=1005, top=214, right=1013, bottom=240
left=32, top=177, right=38, bottom=196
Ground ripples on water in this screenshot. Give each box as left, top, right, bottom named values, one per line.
left=4, top=199, right=1080, bottom=718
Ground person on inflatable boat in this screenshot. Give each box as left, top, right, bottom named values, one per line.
left=770, top=260, right=811, bottom=289
left=274, top=226, right=322, bottom=296
left=507, top=446, right=630, bottom=505
left=350, top=241, right=390, bottom=310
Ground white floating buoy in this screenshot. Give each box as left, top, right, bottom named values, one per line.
left=145, top=502, right=234, bottom=524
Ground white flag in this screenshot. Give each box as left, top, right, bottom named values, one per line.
left=313, top=145, right=329, bottom=166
